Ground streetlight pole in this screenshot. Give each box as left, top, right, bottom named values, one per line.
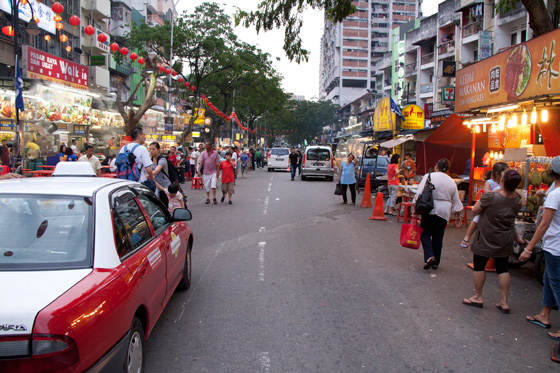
left=167, top=0, right=181, bottom=119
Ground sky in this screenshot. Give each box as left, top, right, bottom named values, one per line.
left=177, top=0, right=444, bottom=101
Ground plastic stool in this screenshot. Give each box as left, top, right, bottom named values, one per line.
left=191, top=177, right=203, bottom=190
left=397, top=202, right=414, bottom=224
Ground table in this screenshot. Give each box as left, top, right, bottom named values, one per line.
left=28, top=170, right=54, bottom=177
left=38, top=165, right=55, bottom=170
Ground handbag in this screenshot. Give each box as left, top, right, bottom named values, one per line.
left=334, top=183, right=343, bottom=195
left=400, top=218, right=423, bottom=249
left=414, top=173, right=435, bottom=215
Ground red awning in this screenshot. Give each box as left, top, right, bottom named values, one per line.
left=425, top=114, right=476, bottom=149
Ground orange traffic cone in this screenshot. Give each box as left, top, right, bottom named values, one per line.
left=360, top=174, right=372, bottom=208
left=369, top=192, right=387, bottom=221
left=466, top=257, right=497, bottom=272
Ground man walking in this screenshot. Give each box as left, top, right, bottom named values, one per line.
left=256, top=148, right=263, bottom=168
left=198, top=142, right=221, bottom=204
left=79, top=144, right=102, bottom=176
left=289, top=147, right=299, bottom=181
left=118, top=126, right=154, bottom=187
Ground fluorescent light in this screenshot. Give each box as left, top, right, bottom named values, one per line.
left=48, top=83, right=101, bottom=98
left=487, top=104, right=518, bottom=113
left=470, top=117, right=491, bottom=122
left=542, top=109, right=549, bottom=122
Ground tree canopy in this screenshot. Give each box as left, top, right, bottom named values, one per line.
left=496, top=0, right=559, bottom=37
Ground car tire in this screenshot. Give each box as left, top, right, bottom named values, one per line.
left=177, top=240, right=192, bottom=291
left=125, top=317, right=144, bottom=373
left=328, top=177, right=333, bottom=182
left=268, top=168, right=272, bottom=172
left=301, top=176, right=306, bottom=181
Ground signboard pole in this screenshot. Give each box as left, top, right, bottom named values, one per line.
left=468, top=132, right=476, bottom=206
left=12, top=0, right=21, bottom=167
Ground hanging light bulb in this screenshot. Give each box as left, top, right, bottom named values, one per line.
left=531, top=106, right=537, bottom=124
left=499, top=152, right=503, bottom=160
left=542, top=108, right=549, bottom=122
left=507, top=116, right=513, bottom=128
left=475, top=125, right=481, bottom=133
left=512, top=112, right=518, bottom=127
left=44, top=34, right=50, bottom=42
left=65, top=45, right=71, bottom=52
left=499, top=115, right=506, bottom=130
left=491, top=123, right=496, bottom=133
left=521, top=109, right=528, bottom=126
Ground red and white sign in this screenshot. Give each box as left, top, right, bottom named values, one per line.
left=22, top=46, right=89, bottom=90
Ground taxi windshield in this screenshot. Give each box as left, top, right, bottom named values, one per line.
left=0, top=195, right=93, bottom=271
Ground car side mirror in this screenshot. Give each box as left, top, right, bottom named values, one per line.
left=172, top=208, right=192, bottom=221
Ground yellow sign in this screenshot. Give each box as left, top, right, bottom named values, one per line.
left=184, top=113, right=192, bottom=124
left=161, top=135, right=177, bottom=142
left=235, top=133, right=240, bottom=140
left=192, top=131, right=201, bottom=138
left=194, top=108, right=205, bottom=125
left=373, top=97, right=396, bottom=132
left=401, top=105, right=425, bottom=130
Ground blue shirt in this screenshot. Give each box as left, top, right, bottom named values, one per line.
left=340, top=161, right=356, bottom=184
left=240, top=154, right=249, bottom=165
left=66, top=154, right=77, bottom=162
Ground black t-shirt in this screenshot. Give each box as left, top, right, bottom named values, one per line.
left=289, top=153, right=299, bottom=166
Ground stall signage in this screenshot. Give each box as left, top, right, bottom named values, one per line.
left=145, top=134, right=159, bottom=142
left=164, top=116, right=173, bottom=134
left=488, top=125, right=531, bottom=149
left=22, top=46, right=88, bottom=90
left=74, top=125, right=86, bottom=135
left=0, top=121, right=14, bottom=131
left=161, top=135, right=176, bottom=142
left=91, top=56, right=106, bottom=66
left=401, top=105, right=425, bottom=130
left=373, top=97, right=396, bottom=132
left=442, top=86, right=455, bottom=104
left=0, top=0, right=56, bottom=34
left=192, top=131, right=201, bottom=138
left=194, top=108, right=205, bottom=125
left=442, top=61, right=456, bottom=77
left=456, top=27, right=560, bottom=112
left=430, top=109, right=452, bottom=126
left=478, top=31, right=493, bottom=61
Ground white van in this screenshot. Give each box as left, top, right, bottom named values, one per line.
left=301, top=145, right=334, bottom=181
left=267, top=147, right=290, bottom=172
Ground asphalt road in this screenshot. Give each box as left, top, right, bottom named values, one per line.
left=145, top=167, right=558, bottom=372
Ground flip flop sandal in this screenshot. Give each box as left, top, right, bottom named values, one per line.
left=460, top=239, right=469, bottom=248
left=549, top=333, right=560, bottom=341
left=205, top=199, right=210, bottom=204
left=463, top=299, right=484, bottom=308
left=213, top=198, right=218, bottom=205
left=527, top=316, right=551, bottom=329
left=496, top=304, right=510, bottom=314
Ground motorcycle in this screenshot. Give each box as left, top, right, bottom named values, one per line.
left=509, top=222, right=545, bottom=285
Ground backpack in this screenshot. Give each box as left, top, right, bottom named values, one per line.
left=115, top=143, right=141, bottom=181
left=158, top=156, right=180, bottom=183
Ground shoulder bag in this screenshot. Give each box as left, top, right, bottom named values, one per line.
left=414, top=173, right=435, bottom=215
left=334, top=182, right=343, bottom=195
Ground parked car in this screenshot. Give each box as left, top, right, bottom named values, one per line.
left=357, top=154, right=389, bottom=191
left=301, top=145, right=334, bottom=181
left=267, top=147, right=290, bottom=172
left=0, top=163, right=193, bottom=372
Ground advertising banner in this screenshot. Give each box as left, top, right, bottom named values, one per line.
left=442, top=86, right=455, bottom=104
left=373, top=97, right=396, bottom=132
left=456, top=27, right=560, bottom=112
left=401, top=105, right=425, bottom=130
left=442, top=61, right=456, bottom=77
left=488, top=125, right=531, bottom=149
left=22, top=46, right=88, bottom=90
left=194, top=108, right=205, bottom=125
left=0, top=0, right=56, bottom=34
left=479, top=31, right=493, bottom=61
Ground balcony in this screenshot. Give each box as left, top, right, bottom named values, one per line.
left=438, top=40, right=455, bottom=56
left=462, top=21, right=482, bottom=39
left=420, top=52, right=434, bottom=66
left=81, top=29, right=110, bottom=54
left=405, top=62, right=417, bottom=77
left=82, top=0, right=111, bottom=20
left=420, top=83, right=433, bottom=94
left=147, top=14, right=165, bottom=26
left=89, top=66, right=110, bottom=89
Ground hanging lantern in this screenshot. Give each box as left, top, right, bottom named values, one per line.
left=521, top=109, right=528, bottom=126
left=201, top=95, right=206, bottom=100
left=68, top=15, right=80, bottom=28
left=33, top=16, right=39, bottom=24
left=203, top=98, right=209, bottom=104
left=53, top=15, right=62, bottom=22
left=165, top=67, right=171, bottom=75
left=542, top=109, right=549, bottom=122
left=157, top=65, right=164, bottom=73
left=59, top=34, right=68, bottom=43
left=51, top=2, right=64, bottom=15
left=531, top=106, right=537, bottom=124
left=44, top=34, right=50, bottom=42
left=2, top=26, right=14, bottom=37
left=129, top=52, right=138, bottom=61
left=65, top=45, right=72, bottom=52
left=97, top=33, right=107, bottom=43
left=190, top=85, right=196, bottom=92
left=84, top=25, right=95, bottom=37
left=171, top=70, right=177, bottom=77
left=55, top=22, right=63, bottom=30
left=177, top=77, right=184, bottom=83
left=110, top=42, right=119, bottom=52
left=120, top=47, right=129, bottom=56
left=184, top=82, right=190, bottom=88
left=137, top=57, right=145, bottom=65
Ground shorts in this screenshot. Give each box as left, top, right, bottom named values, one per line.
left=202, top=173, right=217, bottom=192
left=387, top=184, right=398, bottom=207
left=221, top=182, right=234, bottom=195
left=241, top=165, right=247, bottom=174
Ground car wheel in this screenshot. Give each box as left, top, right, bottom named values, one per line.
left=301, top=176, right=306, bottom=181
left=328, top=177, right=333, bottom=182
left=177, top=240, right=192, bottom=291
left=125, top=317, right=144, bottom=373
left=268, top=168, right=272, bottom=172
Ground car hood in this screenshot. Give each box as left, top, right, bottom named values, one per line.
left=0, top=269, right=92, bottom=335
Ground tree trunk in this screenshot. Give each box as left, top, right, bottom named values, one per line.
left=116, top=72, right=158, bottom=136
left=521, top=0, right=554, bottom=36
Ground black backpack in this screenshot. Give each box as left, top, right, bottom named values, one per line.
left=414, top=173, right=435, bottom=215
left=158, top=156, right=180, bottom=183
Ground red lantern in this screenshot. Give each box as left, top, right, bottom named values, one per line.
left=171, top=70, right=177, bottom=77
left=165, top=67, right=171, bottom=75
left=184, top=82, right=190, bottom=88
left=65, top=45, right=72, bottom=52
left=137, top=57, right=145, bottom=65
left=44, top=34, right=50, bottom=42
left=59, top=34, right=68, bottom=43
left=68, top=15, right=80, bottom=28
left=203, top=98, right=209, bottom=104
left=51, top=2, right=64, bottom=14
left=110, top=43, right=119, bottom=53
left=120, top=47, right=129, bottom=56
left=129, top=52, right=138, bottom=61
left=2, top=26, right=14, bottom=37
left=53, top=15, right=62, bottom=22
left=97, top=33, right=107, bottom=43
left=190, top=85, right=196, bottom=92
left=201, top=95, right=206, bottom=100
left=177, top=77, right=184, bottom=83
left=158, top=65, right=165, bottom=73
left=84, top=25, right=95, bottom=36
left=55, top=22, right=63, bottom=30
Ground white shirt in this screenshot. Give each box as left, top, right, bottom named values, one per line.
left=543, top=188, right=560, bottom=255
left=119, top=143, right=153, bottom=182
left=414, top=172, right=463, bottom=222
left=232, top=151, right=238, bottom=164
left=71, top=145, right=78, bottom=155
left=109, top=157, right=116, bottom=172
left=78, top=154, right=102, bottom=173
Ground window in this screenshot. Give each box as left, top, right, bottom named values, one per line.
left=137, top=194, right=168, bottom=233
left=271, top=149, right=290, bottom=156
left=511, top=33, right=517, bottom=46
left=307, top=149, right=331, bottom=161
left=521, top=30, right=527, bottom=43
left=112, top=190, right=152, bottom=258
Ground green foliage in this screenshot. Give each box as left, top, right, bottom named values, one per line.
left=235, top=0, right=355, bottom=63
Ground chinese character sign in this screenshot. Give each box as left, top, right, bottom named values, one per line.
left=401, top=105, right=425, bottom=130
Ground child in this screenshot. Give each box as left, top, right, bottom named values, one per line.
left=219, top=151, right=236, bottom=204
left=155, top=181, right=185, bottom=213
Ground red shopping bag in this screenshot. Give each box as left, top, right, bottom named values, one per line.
left=400, top=218, right=422, bottom=249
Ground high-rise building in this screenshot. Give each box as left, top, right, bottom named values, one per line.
left=319, top=0, right=421, bottom=106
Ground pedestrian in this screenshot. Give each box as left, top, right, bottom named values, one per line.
left=177, top=148, right=186, bottom=183
left=385, top=153, right=400, bottom=216
left=414, top=158, right=463, bottom=270
left=522, top=156, right=560, bottom=334
left=188, top=147, right=196, bottom=181
left=297, top=149, right=303, bottom=175
left=64, top=147, right=77, bottom=162
left=155, top=181, right=185, bottom=213
left=219, top=151, right=236, bottom=204
left=385, top=149, right=392, bottom=162
left=198, top=142, right=221, bottom=204
left=240, top=149, right=249, bottom=178
left=78, top=144, right=102, bottom=176
left=463, top=169, right=522, bottom=313
left=70, top=139, right=78, bottom=155
left=338, top=153, right=358, bottom=204
left=168, top=146, right=178, bottom=166
left=402, top=153, right=416, bottom=182
left=149, top=142, right=172, bottom=207
left=118, top=126, right=154, bottom=189
left=109, top=154, right=117, bottom=172
left=231, top=146, right=239, bottom=180
left=289, top=147, right=299, bottom=181
left=256, top=148, right=263, bottom=168
left=58, top=144, right=67, bottom=163
left=251, top=148, right=256, bottom=170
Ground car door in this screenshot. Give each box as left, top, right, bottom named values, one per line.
left=111, top=189, right=167, bottom=320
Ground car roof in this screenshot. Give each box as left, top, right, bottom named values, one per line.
left=0, top=177, right=134, bottom=197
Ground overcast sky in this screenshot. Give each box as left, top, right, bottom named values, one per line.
left=177, top=0, right=443, bottom=101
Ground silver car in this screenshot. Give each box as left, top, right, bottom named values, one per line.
left=301, top=146, right=334, bottom=181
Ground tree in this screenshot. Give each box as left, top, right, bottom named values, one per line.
left=497, top=0, right=558, bottom=37
left=235, top=0, right=355, bottom=63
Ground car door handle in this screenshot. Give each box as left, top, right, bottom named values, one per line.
left=138, top=260, right=148, bottom=278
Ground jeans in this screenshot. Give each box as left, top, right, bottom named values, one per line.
left=420, top=214, right=448, bottom=265
left=341, top=183, right=356, bottom=203
left=290, top=165, right=297, bottom=179
left=387, top=184, right=398, bottom=208
left=298, top=164, right=302, bottom=175
left=543, top=251, right=560, bottom=307
left=178, top=166, right=185, bottom=183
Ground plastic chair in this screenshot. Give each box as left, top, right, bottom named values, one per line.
left=397, top=202, right=414, bottom=224
left=191, top=177, right=203, bottom=190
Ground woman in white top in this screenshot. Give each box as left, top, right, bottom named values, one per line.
left=414, top=158, right=464, bottom=270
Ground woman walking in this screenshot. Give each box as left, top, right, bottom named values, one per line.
left=414, top=159, right=463, bottom=270
left=463, top=170, right=522, bottom=313
left=522, top=157, right=560, bottom=335
left=385, top=153, right=400, bottom=216
left=338, top=154, right=358, bottom=205
left=149, top=142, right=172, bottom=207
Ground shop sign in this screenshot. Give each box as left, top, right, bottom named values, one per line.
left=442, top=86, right=455, bottom=104
left=401, top=105, right=425, bottom=130
left=478, top=31, right=493, bottom=61
left=430, top=109, right=452, bottom=126
left=74, top=125, right=86, bottom=135
left=91, top=56, right=106, bottom=66
left=164, top=116, right=173, bottom=134
left=145, top=134, right=159, bottom=142
left=456, top=27, right=560, bottom=112
left=22, top=46, right=88, bottom=90
left=0, top=120, right=14, bottom=132
left=192, top=131, right=201, bottom=138
left=442, top=61, right=456, bottom=77
left=121, top=135, right=132, bottom=146
left=0, top=0, right=56, bottom=34
left=424, top=103, right=433, bottom=118
left=373, top=97, right=396, bottom=132
left=194, top=108, right=205, bottom=125
left=161, top=135, right=176, bottom=142
left=488, top=125, right=531, bottom=149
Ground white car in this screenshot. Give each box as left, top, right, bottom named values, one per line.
left=267, top=148, right=290, bottom=172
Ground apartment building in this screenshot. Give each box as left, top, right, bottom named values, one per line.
left=319, top=0, right=421, bottom=107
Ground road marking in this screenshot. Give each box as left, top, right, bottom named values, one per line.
left=258, top=242, right=266, bottom=281
left=258, top=352, right=270, bottom=372
left=259, top=227, right=265, bottom=232
left=263, top=196, right=269, bottom=215
left=270, top=175, right=273, bottom=181
left=267, top=183, right=272, bottom=192
left=275, top=198, right=280, bottom=201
